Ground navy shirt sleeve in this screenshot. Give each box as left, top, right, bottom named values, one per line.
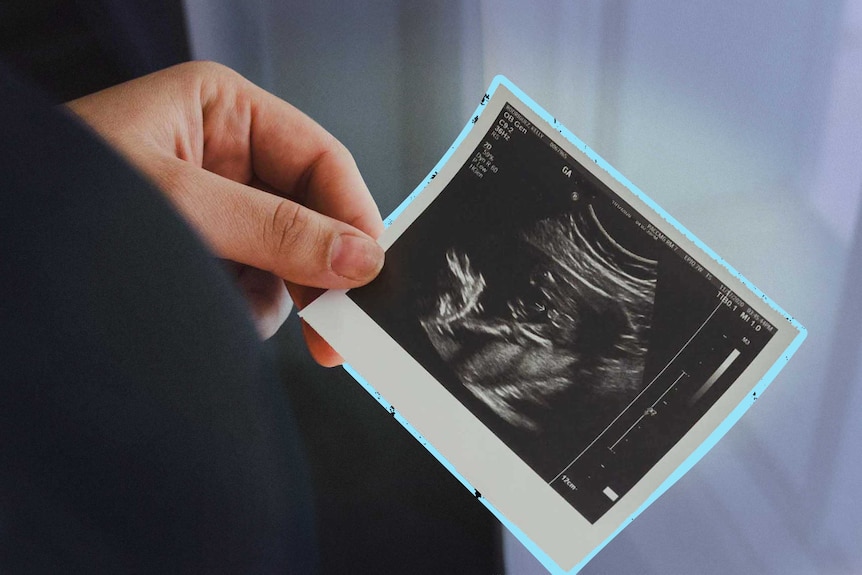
left=0, top=67, right=316, bottom=574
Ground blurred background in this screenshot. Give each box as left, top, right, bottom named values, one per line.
left=4, top=0, right=860, bottom=572
left=185, top=2, right=862, bottom=573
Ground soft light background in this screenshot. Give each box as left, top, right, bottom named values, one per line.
left=185, top=1, right=862, bottom=573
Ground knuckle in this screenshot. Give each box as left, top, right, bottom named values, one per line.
left=327, top=138, right=357, bottom=168
left=178, top=60, right=231, bottom=79
left=300, top=139, right=358, bottom=196
left=267, top=199, right=309, bottom=257
left=175, top=61, right=246, bottom=100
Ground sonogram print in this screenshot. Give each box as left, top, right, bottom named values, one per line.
left=419, top=204, right=658, bottom=436
left=344, top=99, right=780, bottom=523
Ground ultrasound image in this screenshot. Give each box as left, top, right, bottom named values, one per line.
left=349, top=102, right=774, bottom=522
left=419, top=206, right=658, bottom=434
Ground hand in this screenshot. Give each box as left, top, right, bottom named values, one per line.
left=66, top=61, right=384, bottom=366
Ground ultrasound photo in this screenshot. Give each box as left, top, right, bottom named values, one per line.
left=350, top=102, right=669, bottom=488
left=348, top=102, right=776, bottom=522
left=303, top=82, right=801, bottom=569
left=418, top=206, right=658, bottom=436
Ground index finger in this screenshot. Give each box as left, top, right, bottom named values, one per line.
left=202, top=75, right=384, bottom=240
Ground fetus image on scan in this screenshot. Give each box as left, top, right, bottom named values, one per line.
left=419, top=204, right=658, bottom=436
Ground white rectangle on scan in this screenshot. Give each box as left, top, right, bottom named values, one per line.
left=300, top=76, right=806, bottom=574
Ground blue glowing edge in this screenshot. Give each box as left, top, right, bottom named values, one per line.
left=337, top=75, right=806, bottom=574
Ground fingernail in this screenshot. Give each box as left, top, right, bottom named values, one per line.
left=330, top=234, right=384, bottom=281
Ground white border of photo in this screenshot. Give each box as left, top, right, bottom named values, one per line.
left=301, top=77, right=806, bottom=574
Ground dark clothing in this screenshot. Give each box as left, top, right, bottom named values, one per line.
left=0, top=0, right=190, bottom=101
left=0, top=1, right=502, bottom=570
left=0, top=68, right=317, bottom=573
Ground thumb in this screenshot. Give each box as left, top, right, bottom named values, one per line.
left=161, top=161, right=385, bottom=289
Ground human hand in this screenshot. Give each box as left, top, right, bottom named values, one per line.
left=65, top=61, right=384, bottom=366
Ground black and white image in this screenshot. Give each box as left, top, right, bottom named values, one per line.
left=349, top=103, right=775, bottom=522
left=418, top=206, right=658, bottom=437
left=301, top=79, right=804, bottom=572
